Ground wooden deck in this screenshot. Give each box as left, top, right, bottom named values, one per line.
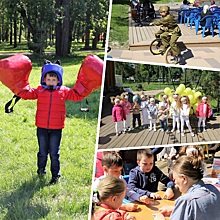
left=98, top=114, right=220, bottom=149
left=129, top=7, right=220, bottom=50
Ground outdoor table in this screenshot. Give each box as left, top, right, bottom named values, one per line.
left=128, top=191, right=177, bottom=220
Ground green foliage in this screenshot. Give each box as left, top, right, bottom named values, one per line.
left=115, top=61, right=219, bottom=110
left=0, top=52, right=102, bottom=219
left=109, top=4, right=129, bottom=48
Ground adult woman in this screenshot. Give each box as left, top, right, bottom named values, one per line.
left=159, top=156, right=220, bottom=220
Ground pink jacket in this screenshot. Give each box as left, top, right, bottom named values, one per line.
left=196, top=102, right=212, bottom=118
left=121, top=100, right=131, bottom=116
left=112, top=104, right=126, bottom=122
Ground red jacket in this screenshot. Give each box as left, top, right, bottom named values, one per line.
left=93, top=204, right=128, bottom=220
left=18, top=85, right=84, bottom=129
left=196, top=102, right=212, bottom=118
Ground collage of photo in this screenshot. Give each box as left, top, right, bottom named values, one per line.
left=91, top=0, right=220, bottom=220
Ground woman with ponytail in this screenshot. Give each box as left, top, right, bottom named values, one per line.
left=159, top=156, right=220, bottom=220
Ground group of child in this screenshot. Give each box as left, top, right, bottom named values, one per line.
left=112, top=92, right=212, bottom=137
left=92, top=146, right=220, bottom=220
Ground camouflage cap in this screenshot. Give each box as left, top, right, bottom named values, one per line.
left=159, top=5, right=170, bottom=13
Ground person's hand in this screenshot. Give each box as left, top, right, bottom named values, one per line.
left=159, top=206, right=174, bottom=216
left=125, top=213, right=137, bottom=220
left=163, top=188, right=174, bottom=200
left=152, top=213, right=166, bottom=220
left=139, top=195, right=150, bottom=204
left=150, top=193, right=161, bottom=200
left=121, top=203, right=139, bottom=212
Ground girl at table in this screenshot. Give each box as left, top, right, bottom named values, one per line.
left=159, top=155, right=220, bottom=220
left=92, top=176, right=136, bottom=220
left=177, top=96, right=194, bottom=137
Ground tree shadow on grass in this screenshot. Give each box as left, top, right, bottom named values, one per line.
left=0, top=176, right=49, bottom=220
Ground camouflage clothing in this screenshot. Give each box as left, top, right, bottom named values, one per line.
left=152, top=13, right=182, bottom=56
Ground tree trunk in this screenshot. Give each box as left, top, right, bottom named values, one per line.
left=19, top=19, right=22, bottom=44
left=92, top=31, right=99, bottom=49
left=13, top=19, right=17, bottom=48
left=10, top=20, right=13, bottom=45
left=55, top=0, right=62, bottom=56
left=84, top=2, right=91, bottom=49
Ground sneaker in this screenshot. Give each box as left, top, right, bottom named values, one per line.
left=149, top=128, right=152, bottom=131
left=160, top=129, right=164, bottom=132
left=181, top=132, right=185, bottom=137
left=198, top=129, right=201, bottom=133
left=166, top=129, right=169, bottom=133
left=177, top=130, right=180, bottom=133
left=116, top=132, right=119, bottom=136
left=191, top=132, right=195, bottom=137
left=174, top=55, right=182, bottom=64
left=154, top=128, right=157, bottom=132
left=203, top=128, right=206, bottom=132
left=171, top=129, right=174, bottom=132
left=128, top=127, right=131, bottom=131
left=49, top=176, right=60, bottom=185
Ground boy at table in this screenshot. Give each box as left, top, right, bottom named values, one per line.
left=128, top=149, right=175, bottom=200
left=93, top=151, right=150, bottom=212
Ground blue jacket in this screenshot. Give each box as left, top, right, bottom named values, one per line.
left=171, top=180, right=220, bottom=220
left=128, top=165, right=174, bottom=197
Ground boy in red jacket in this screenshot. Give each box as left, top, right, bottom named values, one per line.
left=18, top=60, right=93, bottom=184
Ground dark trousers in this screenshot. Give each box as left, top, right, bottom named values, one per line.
left=37, top=127, right=62, bottom=178
left=159, top=119, right=168, bottom=130
left=133, top=113, right=141, bottom=127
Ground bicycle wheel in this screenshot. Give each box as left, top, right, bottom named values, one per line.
left=165, top=47, right=176, bottom=64
left=149, top=38, right=165, bottom=55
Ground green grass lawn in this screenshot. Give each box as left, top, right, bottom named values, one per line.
left=0, top=52, right=103, bottom=219
left=109, top=4, right=129, bottom=48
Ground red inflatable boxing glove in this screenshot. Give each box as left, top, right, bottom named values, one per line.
left=73, top=54, right=103, bottom=97
left=0, top=54, right=32, bottom=95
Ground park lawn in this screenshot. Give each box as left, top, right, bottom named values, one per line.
left=0, top=52, right=103, bottom=219
left=0, top=40, right=105, bottom=53
left=109, top=4, right=129, bottom=48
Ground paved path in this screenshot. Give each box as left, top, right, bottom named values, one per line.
left=107, top=46, right=220, bottom=69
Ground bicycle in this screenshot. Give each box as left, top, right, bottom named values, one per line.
left=149, top=38, right=179, bottom=64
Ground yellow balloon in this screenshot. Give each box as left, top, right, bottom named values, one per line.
left=188, top=94, right=194, bottom=102
left=193, top=103, right=198, bottom=113
left=181, top=91, right=188, bottom=96
left=176, top=86, right=184, bottom=94
left=169, top=96, right=174, bottom=103
left=192, top=90, right=196, bottom=94
left=190, top=108, right=193, bottom=115
left=179, top=84, right=186, bottom=90
left=164, top=87, right=171, bottom=95
left=194, top=91, right=202, bottom=98
left=185, top=87, right=193, bottom=95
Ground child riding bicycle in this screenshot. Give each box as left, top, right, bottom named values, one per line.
left=150, top=6, right=182, bottom=63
